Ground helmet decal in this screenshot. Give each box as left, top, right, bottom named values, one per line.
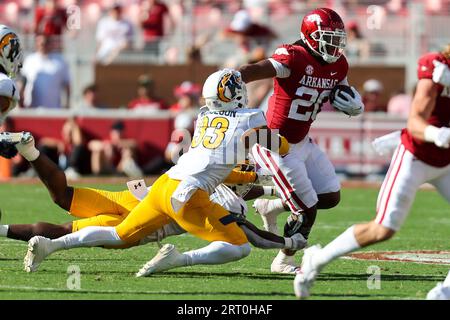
left=306, top=14, right=322, bottom=24
left=217, top=72, right=242, bottom=103
left=0, top=33, right=20, bottom=63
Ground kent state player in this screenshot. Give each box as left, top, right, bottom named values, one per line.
left=0, top=25, right=22, bottom=126
left=237, top=8, right=365, bottom=273
left=294, top=44, right=450, bottom=299
left=21, top=69, right=306, bottom=274
left=1, top=135, right=300, bottom=255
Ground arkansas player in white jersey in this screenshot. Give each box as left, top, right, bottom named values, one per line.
left=294, top=44, right=450, bottom=299
left=238, top=8, right=365, bottom=273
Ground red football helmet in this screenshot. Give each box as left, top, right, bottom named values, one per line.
left=300, top=8, right=347, bottom=64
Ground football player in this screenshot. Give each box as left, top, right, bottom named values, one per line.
left=19, top=69, right=305, bottom=273
left=0, top=25, right=22, bottom=133
left=0, top=136, right=299, bottom=254
left=294, top=44, right=450, bottom=299
left=237, top=8, right=364, bottom=273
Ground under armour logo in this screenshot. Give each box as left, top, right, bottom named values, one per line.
left=134, top=182, right=142, bottom=190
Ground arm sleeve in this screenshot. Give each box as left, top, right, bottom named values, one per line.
left=270, top=45, right=294, bottom=71
left=268, top=58, right=291, bottom=78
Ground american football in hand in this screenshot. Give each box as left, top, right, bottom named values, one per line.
left=329, top=84, right=355, bottom=113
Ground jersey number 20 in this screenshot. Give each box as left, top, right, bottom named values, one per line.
left=191, top=116, right=229, bottom=149
left=288, top=86, right=331, bottom=121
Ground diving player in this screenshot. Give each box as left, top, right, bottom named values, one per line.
left=20, top=68, right=305, bottom=273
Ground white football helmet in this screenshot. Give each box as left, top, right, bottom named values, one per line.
left=202, top=69, right=248, bottom=111
left=0, top=25, right=24, bottom=78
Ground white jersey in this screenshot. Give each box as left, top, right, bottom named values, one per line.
left=167, top=107, right=266, bottom=195
left=0, top=73, right=19, bottom=124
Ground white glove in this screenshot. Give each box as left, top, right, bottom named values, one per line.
left=285, top=233, right=308, bottom=251
left=433, top=60, right=450, bottom=87
left=435, top=127, right=450, bottom=148
left=332, top=86, right=364, bottom=116
left=371, top=130, right=401, bottom=156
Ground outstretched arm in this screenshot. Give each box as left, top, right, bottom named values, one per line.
left=238, top=59, right=277, bottom=83
left=238, top=219, right=306, bottom=250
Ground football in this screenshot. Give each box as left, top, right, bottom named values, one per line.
left=329, top=84, right=355, bottom=107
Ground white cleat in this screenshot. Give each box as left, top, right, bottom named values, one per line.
left=253, top=199, right=280, bottom=234
left=135, top=243, right=185, bottom=277
left=270, top=250, right=300, bottom=274
left=24, top=236, right=53, bottom=273
left=427, top=282, right=450, bottom=300
left=294, top=244, right=322, bottom=299
left=427, top=271, right=450, bottom=300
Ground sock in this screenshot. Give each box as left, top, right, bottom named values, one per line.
left=51, top=226, right=125, bottom=252
left=0, top=225, right=8, bottom=237
left=267, top=198, right=285, bottom=215
left=313, top=225, right=360, bottom=268
left=183, top=241, right=251, bottom=265
left=263, top=186, right=275, bottom=196
left=273, top=249, right=294, bottom=264
left=16, top=139, right=40, bottom=162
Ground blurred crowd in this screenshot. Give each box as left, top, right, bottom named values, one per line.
left=1, top=0, right=446, bottom=179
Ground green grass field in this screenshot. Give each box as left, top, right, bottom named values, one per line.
left=0, top=182, right=449, bottom=300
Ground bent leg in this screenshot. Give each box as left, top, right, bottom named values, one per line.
left=69, top=188, right=139, bottom=218
left=430, top=167, right=450, bottom=203
left=30, top=154, right=74, bottom=211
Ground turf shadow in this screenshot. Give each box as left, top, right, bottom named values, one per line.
left=319, top=272, right=443, bottom=282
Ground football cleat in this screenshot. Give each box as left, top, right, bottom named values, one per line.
left=426, top=282, right=450, bottom=300
left=270, top=250, right=300, bottom=274
left=135, top=243, right=186, bottom=277
left=427, top=271, right=450, bottom=300
left=253, top=199, right=281, bottom=234
left=24, top=236, right=53, bottom=272
left=294, top=244, right=322, bottom=299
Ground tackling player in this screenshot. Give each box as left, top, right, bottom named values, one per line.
left=294, top=44, right=450, bottom=299
left=18, top=68, right=305, bottom=273
left=237, top=8, right=365, bottom=273
left=0, top=136, right=300, bottom=256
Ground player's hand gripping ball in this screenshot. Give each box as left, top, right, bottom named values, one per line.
left=329, top=85, right=364, bottom=116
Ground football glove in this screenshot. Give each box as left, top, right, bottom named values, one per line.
left=371, top=130, right=401, bottom=156
left=435, top=127, right=450, bottom=149
left=0, top=140, right=18, bottom=159
left=433, top=60, right=450, bottom=87
left=332, top=86, right=365, bottom=116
